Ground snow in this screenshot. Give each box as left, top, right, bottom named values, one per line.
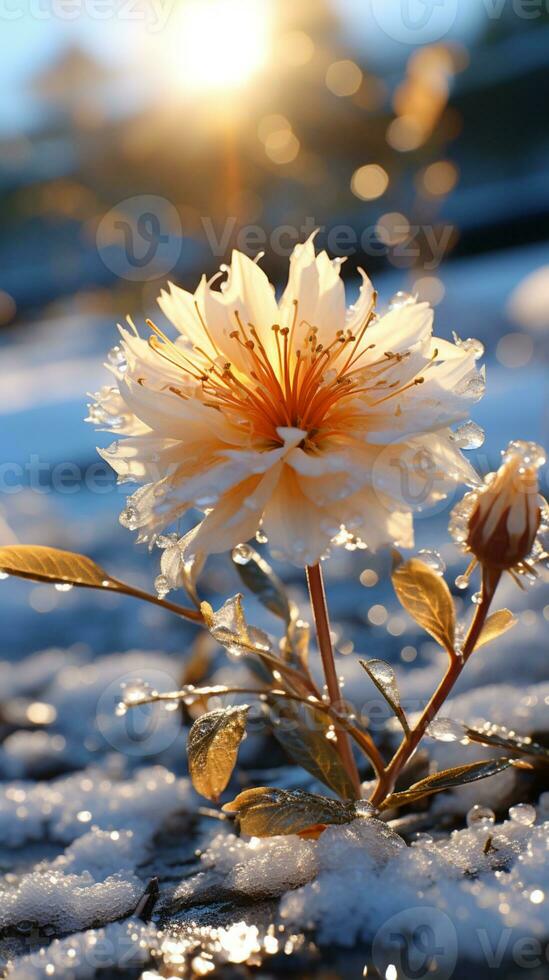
left=0, top=765, right=192, bottom=847
left=5, top=919, right=157, bottom=979
left=280, top=814, right=549, bottom=961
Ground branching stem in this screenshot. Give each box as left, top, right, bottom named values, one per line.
left=369, top=567, right=501, bottom=808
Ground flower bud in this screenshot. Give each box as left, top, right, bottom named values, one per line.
left=451, top=441, right=546, bottom=572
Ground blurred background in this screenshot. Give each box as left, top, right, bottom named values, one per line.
left=0, top=0, right=548, bottom=671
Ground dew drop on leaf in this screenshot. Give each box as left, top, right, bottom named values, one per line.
left=427, top=717, right=465, bottom=743
left=417, top=549, right=446, bottom=576
left=154, top=574, right=170, bottom=598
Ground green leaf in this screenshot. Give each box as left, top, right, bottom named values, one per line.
left=187, top=706, right=249, bottom=802
left=359, top=659, right=409, bottom=736
left=474, top=610, right=518, bottom=650
left=222, top=786, right=359, bottom=837
left=392, top=558, right=455, bottom=654
left=381, top=758, right=512, bottom=811
left=270, top=701, right=357, bottom=800
left=232, top=545, right=291, bottom=622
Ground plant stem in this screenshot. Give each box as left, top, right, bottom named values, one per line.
left=128, top=683, right=385, bottom=777
left=369, top=568, right=500, bottom=808
left=306, top=563, right=362, bottom=798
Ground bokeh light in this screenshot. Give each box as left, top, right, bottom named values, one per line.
left=351, top=164, right=389, bottom=201
left=325, top=60, right=363, bottom=97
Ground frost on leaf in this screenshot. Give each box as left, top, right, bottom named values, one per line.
left=201, top=594, right=272, bottom=657
left=392, top=557, right=456, bottom=655
left=381, top=758, right=512, bottom=811
left=359, top=659, right=409, bottom=735
left=222, top=787, right=359, bottom=838
left=157, top=523, right=205, bottom=603
left=187, top=706, right=249, bottom=802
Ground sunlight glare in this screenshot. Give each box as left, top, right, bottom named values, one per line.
left=172, top=0, right=271, bottom=93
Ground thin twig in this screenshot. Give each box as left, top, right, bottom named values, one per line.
left=126, top=684, right=384, bottom=779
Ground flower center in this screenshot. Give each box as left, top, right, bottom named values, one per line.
left=147, top=303, right=424, bottom=449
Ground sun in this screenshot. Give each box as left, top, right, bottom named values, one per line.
left=171, top=0, right=271, bottom=93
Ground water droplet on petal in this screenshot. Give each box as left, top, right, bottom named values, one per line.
left=472, top=591, right=482, bottom=605
left=508, top=803, right=536, bottom=826
left=255, top=528, right=268, bottom=544
left=466, top=805, right=495, bottom=829
left=107, top=345, right=127, bottom=373
left=54, top=582, right=73, bottom=592
left=457, top=370, right=486, bottom=399
left=458, top=337, right=484, bottom=359
left=0, top=571, right=10, bottom=580
left=451, top=421, right=485, bottom=450
left=388, top=291, right=415, bottom=311
left=232, top=543, right=253, bottom=565
left=455, top=574, right=470, bottom=590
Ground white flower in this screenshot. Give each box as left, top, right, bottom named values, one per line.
left=92, top=237, right=483, bottom=566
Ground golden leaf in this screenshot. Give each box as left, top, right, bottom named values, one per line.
left=474, top=609, right=518, bottom=650
left=0, top=544, right=201, bottom=621
left=187, top=705, right=249, bottom=802
left=200, top=594, right=271, bottom=656
left=222, top=786, right=358, bottom=837
left=392, top=558, right=455, bottom=654
left=0, top=544, right=111, bottom=589
left=201, top=594, right=315, bottom=696
left=380, top=758, right=511, bottom=810
left=269, top=701, right=358, bottom=800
